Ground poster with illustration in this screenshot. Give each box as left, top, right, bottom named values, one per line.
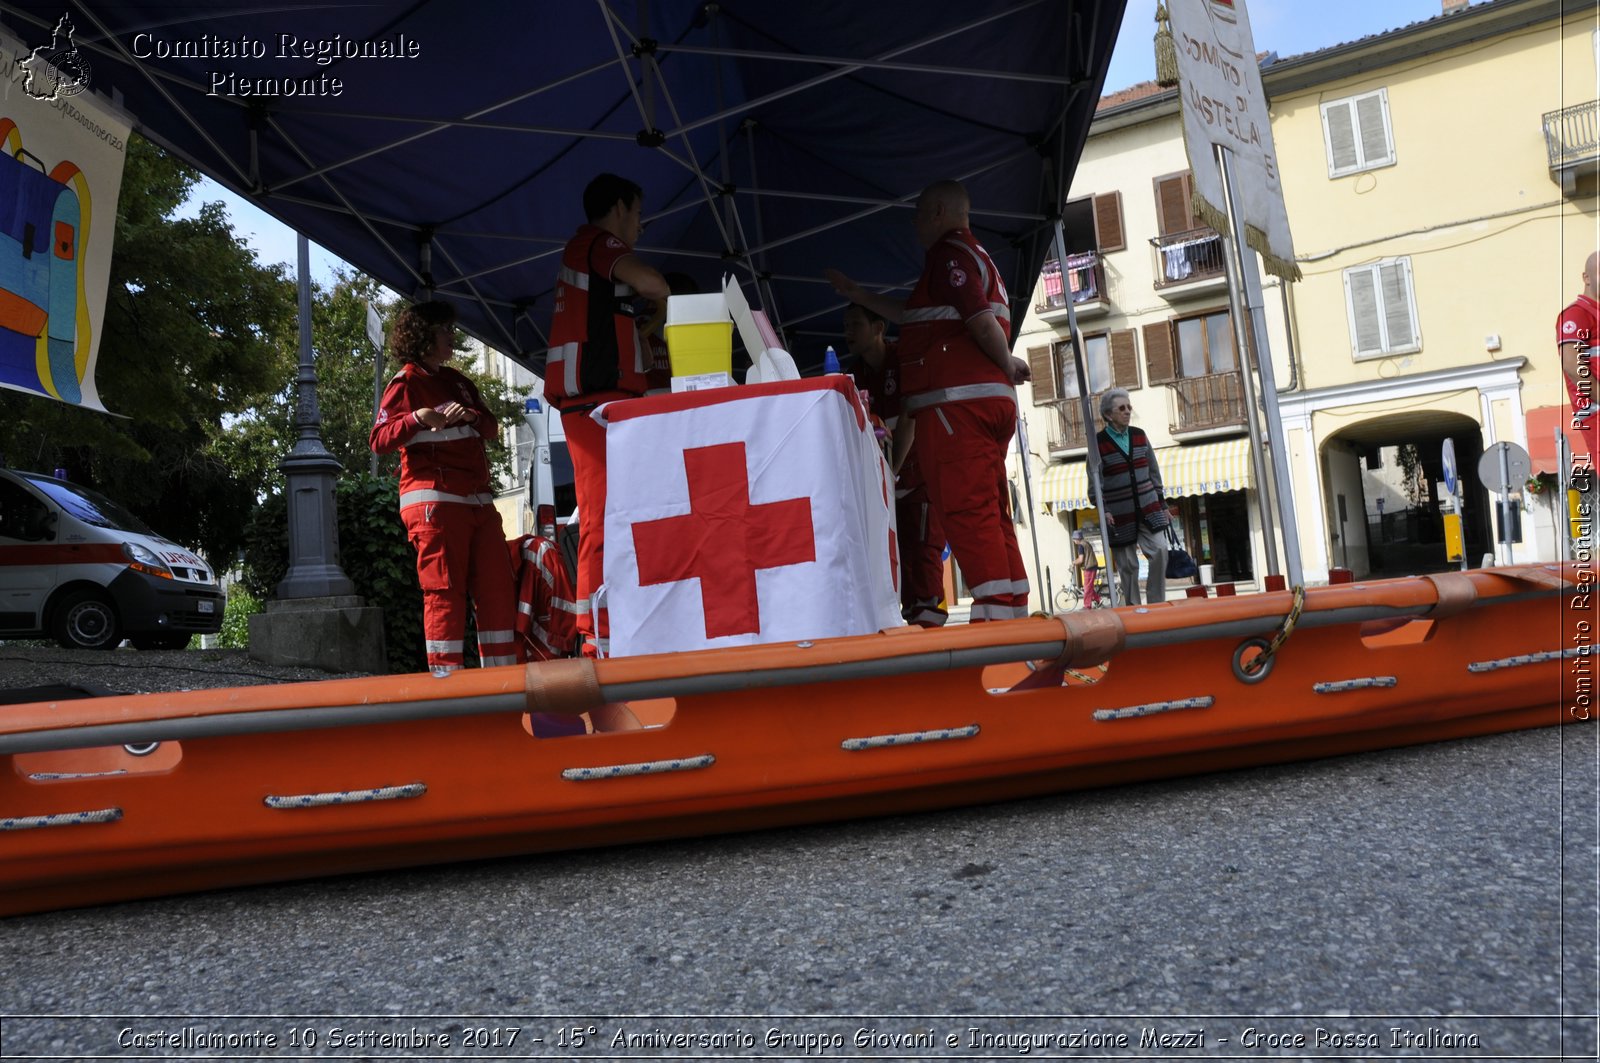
left=0, top=17, right=130, bottom=411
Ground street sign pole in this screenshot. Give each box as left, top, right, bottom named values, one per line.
left=1499, top=445, right=1512, bottom=566
left=1477, top=441, right=1531, bottom=569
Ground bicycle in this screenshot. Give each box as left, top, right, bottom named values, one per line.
left=1054, top=572, right=1110, bottom=611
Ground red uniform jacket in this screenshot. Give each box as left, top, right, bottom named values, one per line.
left=546, top=224, right=647, bottom=409
left=370, top=362, right=498, bottom=504
left=897, top=228, right=1013, bottom=402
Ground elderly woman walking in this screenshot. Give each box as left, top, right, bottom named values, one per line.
left=1093, top=387, right=1168, bottom=605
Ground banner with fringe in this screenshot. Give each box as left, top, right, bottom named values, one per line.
left=1164, top=0, right=1300, bottom=282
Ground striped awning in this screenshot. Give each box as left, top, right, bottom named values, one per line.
left=1039, top=438, right=1254, bottom=511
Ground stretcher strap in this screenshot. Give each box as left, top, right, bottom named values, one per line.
left=524, top=657, right=604, bottom=717
left=1423, top=572, right=1478, bottom=619
left=1052, top=609, right=1126, bottom=668
left=1492, top=564, right=1580, bottom=592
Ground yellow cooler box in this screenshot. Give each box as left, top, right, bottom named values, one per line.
left=664, top=293, right=734, bottom=386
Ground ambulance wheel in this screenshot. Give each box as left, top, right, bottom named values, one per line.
left=131, top=634, right=191, bottom=651
left=52, top=590, right=121, bottom=650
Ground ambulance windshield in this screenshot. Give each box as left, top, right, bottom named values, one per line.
left=24, top=474, right=158, bottom=536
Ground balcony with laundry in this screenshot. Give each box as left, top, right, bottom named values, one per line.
left=1037, top=252, right=1108, bottom=322
left=1150, top=226, right=1227, bottom=298
left=1543, top=98, right=1598, bottom=195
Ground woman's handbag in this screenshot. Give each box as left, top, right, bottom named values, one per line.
left=1165, top=525, right=1199, bottom=580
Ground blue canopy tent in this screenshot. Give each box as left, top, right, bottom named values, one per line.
left=0, top=0, right=1126, bottom=376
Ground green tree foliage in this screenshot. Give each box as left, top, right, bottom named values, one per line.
left=216, top=266, right=526, bottom=493
left=0, top=135, right=295, bottom=566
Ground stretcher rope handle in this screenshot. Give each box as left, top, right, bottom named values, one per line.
left=1239, top=584, right=1306, bottom=678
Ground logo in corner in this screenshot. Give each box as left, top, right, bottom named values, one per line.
left=21, top=14, right=92, bottom=101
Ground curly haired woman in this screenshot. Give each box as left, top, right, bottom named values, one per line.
left=370, top=301, right=520, bottom=673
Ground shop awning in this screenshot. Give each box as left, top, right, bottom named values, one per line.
left=1039, top=437, right=1255, bottom=512
left=1159, top=437, right=1255, bottom=498
left=1526, top=405, right=1591, bottom=475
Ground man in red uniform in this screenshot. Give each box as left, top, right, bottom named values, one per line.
left=842, top=303, right=948, bottom=627
left=371, top=301, right=520, bottom=673
left=546, top=173, right=669, bottom=656
left=1557, top=250, right=1599, bottom=468
left=827, top=179, right=1031, bottom=622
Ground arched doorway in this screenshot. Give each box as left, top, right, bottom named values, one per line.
left=1322, top=413, right=1489, bottom=577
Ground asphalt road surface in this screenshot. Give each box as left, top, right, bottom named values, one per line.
left=3, top=711, right=1596, bottom=1062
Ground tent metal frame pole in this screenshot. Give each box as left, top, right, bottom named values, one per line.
left=668, top=0, right=1046, bottom=139
left=598, top=1, right=743, bottom=266
left=742, top=144, right=1039, bottom=261
left=70, top=3, right=253, bottom=186
left=1050, top=217, right=1119, bottom=607
left=729, top=187, right=1048, bottom=222
left=263, top=65, right=632, bottom=192
left=652, top=43, right=1073, bottom=86
left=1015, top=413, right=1045, bottom=608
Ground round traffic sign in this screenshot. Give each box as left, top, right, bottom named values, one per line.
left=1441, top=438, right=1458, bottom=496
left=1476, top=441, right=1531, bottom=495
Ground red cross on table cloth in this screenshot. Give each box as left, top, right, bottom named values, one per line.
left=632, top=441, right=816, bottom=639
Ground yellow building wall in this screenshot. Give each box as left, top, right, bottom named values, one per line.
left=1271, top=15, right=1597, bottom=411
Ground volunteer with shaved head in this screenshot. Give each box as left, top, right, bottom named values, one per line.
left=827, top=179, right=1031, bottom=621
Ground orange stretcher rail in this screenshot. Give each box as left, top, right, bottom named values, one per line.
left=1, top=563, right=1591, bottom=917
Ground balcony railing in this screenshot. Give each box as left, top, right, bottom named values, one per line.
left=1150, top=227, right=1225, bottom=290
left=1169, top=371, right=1244, bottom=434
left=1037, top=253, right=1105, bottom=312
left=1043, top=398, right=1091, bottom=453
left=1543, top=100, right=1599, bottom=194
left=1543, top=99, right=1599, bottom=169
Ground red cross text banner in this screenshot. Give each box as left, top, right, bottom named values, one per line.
left=0, top=21, right=130, bottom=411
left=602, top=377, right=903, bottom=657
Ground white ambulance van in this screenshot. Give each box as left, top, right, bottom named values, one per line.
left=524, top=396, right=578, bottom=548
left=0, top=468, right=225, bottom=650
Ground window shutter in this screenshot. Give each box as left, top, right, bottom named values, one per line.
left=1027, top=344, right=1057, bottom=404
left=1346, top=267, right=1384, bottom=356
left=1356, top=91, right=1394, bottom=168
left=1092, top=191, right=1125, bottom=253
left=1323, top=99, right=1360, bottom=176
left=1155, top=174, right=1193, bottom=235
left=1143, top=321, right=1177, bottom=384
left=1379, top=260, right=1415, bottom=349
left=1109, top=329, right=1139, bottom=389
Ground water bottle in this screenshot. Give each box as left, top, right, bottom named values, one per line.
left=823, top=345, right=840, bottom=375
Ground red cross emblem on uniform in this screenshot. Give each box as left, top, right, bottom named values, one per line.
left=632, top=441, right=816, bottom=638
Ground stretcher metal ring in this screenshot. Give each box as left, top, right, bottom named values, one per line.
left=1232, top=638, right=1274, bottom=684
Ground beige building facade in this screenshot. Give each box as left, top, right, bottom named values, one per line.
left=1009, top=0, right=1598, bottom=607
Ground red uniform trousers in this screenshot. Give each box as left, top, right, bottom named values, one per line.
left=912, top=397, right=1029, bottom=622
left=896, top=480, right=947, bottom=627
left=561, top=408, right=610, bottom=656
left=401, top=500, right=521, bottom=671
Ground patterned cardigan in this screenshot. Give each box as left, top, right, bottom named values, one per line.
left=1094, top=426, right=1169, bottom=546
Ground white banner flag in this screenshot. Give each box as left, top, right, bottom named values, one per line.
left=1165, top=0, right=1300, bottom=280
left=0, top=17, right=130, bottom=410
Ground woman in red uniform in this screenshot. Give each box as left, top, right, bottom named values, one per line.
left=370, top=301, right=520, bottom=674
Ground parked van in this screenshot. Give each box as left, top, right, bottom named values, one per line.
left=0, top=468, right=225, bottom=650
